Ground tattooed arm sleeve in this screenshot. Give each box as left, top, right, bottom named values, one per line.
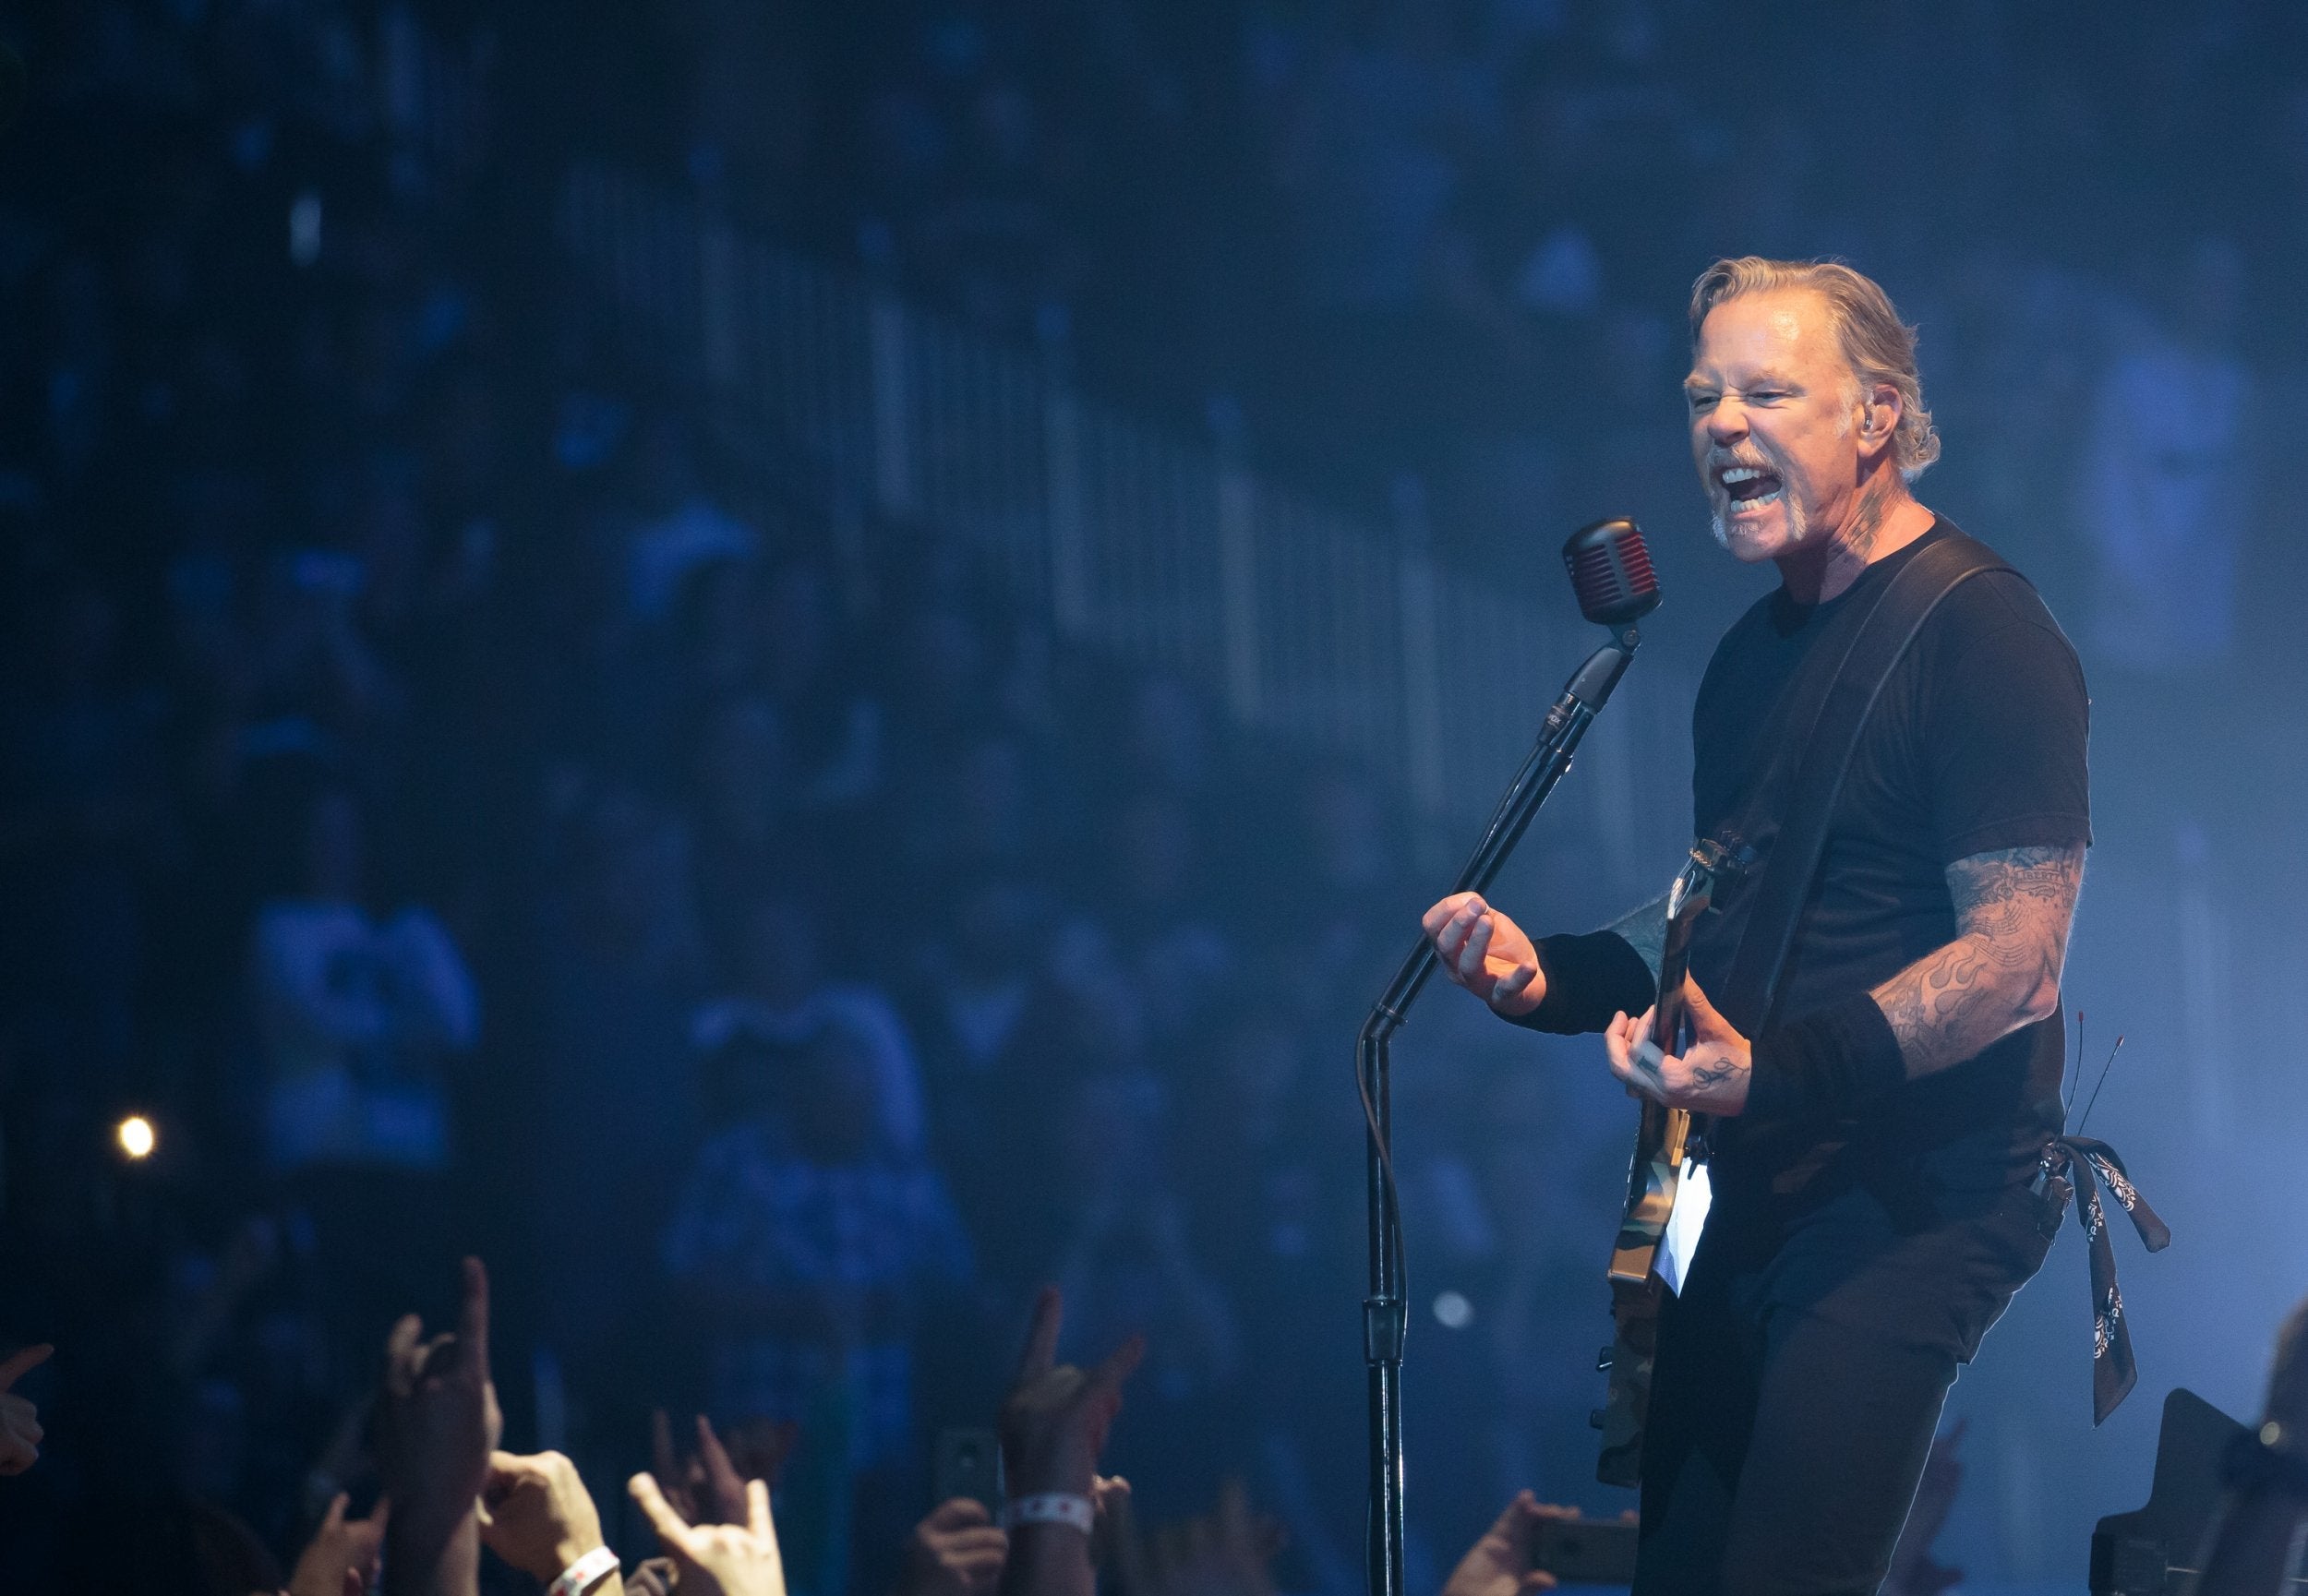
left=1867, top=843, right=2086, bottom=1081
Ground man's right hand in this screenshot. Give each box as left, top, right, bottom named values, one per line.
left=1421, top=894, right=1545, bottom=1017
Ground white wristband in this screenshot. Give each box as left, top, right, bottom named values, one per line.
left=547, top=1545, right=620, bottom=1596
left=1002, top=1493, right=1094, bottom=1533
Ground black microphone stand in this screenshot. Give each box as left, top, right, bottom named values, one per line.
left=1359, top=621, right=1642, bottom=1596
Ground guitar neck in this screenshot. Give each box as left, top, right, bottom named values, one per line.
left=1648, top=941, right=1693, bottom=1054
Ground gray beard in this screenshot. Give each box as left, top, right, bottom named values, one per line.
left=1711, top=490, right=1809, bottom=551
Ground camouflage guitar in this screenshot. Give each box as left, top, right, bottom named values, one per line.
left=1594, top=838, right=1730, bottom=1488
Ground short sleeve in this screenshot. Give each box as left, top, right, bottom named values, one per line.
left=1920, top=574, right=2093, bottom=863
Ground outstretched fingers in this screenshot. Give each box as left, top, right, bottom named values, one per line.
left=0, top=1344, right=51, bottom=1392
left=1480, top=1491, right=1535, bottom=1544
left=1089, top=1333, right=1146, bottom=1398
left=630, top=1471, right=702, bottom=1554
left=457, top=1257, right=491, bottom=1385
left=1015, top=1287, right=1063, bottom=1386
left=745, top=1476, right=775, bottom=1542
left=697, top=1412, right=742, bottom=1494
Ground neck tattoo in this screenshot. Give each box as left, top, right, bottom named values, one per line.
left=1841, top=476, right=1891, bottom=560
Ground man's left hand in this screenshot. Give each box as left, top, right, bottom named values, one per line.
left=1605, top=977, right=1751, bottom=1114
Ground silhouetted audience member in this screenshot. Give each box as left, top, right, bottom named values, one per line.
left=252, top=786, right=479, bottom=1177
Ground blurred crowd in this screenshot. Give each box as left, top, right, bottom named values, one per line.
left=579, top=0, right=2308, bottom=668
left=2, top=0, right=2306, bottom=1591
left=0, top=2, right=1582, bottom=1590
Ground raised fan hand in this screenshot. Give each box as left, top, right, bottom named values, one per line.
left=629, top=1470, right=786, bottom=1596
left=651, top=1409, right=797, bottom=1527
left=373, top=1257, right=500, bottom=1593
left=1001, top=1287, right=1146, bottom=1497
left=287, top=1492, right=389, bottom=1596
left=477, top=1450, right=608, bottom=1584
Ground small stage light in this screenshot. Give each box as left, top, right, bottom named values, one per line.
left=115, top=1115, right=156, bottom=1160
left=1432, top=1290, right=1473, bottom=1330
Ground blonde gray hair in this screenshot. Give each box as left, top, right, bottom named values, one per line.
left=1689, top=257, right=1941, bottom=480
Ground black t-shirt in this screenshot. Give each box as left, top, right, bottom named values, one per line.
left=1686, top=521, right=2093, bottom=1193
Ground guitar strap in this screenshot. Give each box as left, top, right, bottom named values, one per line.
left=1715, top=529, right=2016, bottom=1037
left=1701, top=529, right=2170, bottom=1424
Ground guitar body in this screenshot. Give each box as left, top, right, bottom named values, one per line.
left=1594, top=841, right=1728, bottom=1488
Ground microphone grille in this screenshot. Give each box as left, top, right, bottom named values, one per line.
left=1562, top=517, right=1662, bottom=627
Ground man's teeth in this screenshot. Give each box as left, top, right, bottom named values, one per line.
left=1717, top=464, right=1780, bottom=510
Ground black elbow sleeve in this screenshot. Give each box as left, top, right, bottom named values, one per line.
left=1509, top=930, right=1659, bottom=1035
left=1742, top=991, right=1908, bottom=1122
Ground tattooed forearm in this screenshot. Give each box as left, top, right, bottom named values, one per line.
left=1869, top=843, right=2086, bottom=1081
left=1607, top=894, right=1670, bottom=984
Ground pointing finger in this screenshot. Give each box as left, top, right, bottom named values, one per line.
left=457, top=1257, right=491, bottom=1386
left=629, top=1471, right=700, bottom=1553
left=0, top=1345, right=50, bottom=1391
left=1015, top=1286, right=1063, bottom=1385
left=696, top=1411, right=739, bottom=1482
left=1090, top=1332, right=1147, bottom=1395
left=746, top=1475, right=774, bottom=1541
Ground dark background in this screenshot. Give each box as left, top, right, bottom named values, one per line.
left=0, top=1, right=2302, bottom=1591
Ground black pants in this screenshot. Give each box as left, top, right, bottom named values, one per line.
left=1633, top=1174, right=2062, bottom=1595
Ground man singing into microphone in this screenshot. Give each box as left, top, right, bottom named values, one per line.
left=1424, top=258, right=2091, bottom=1593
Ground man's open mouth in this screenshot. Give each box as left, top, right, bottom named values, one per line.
left=1718, top=464, right=1784, bottom=510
